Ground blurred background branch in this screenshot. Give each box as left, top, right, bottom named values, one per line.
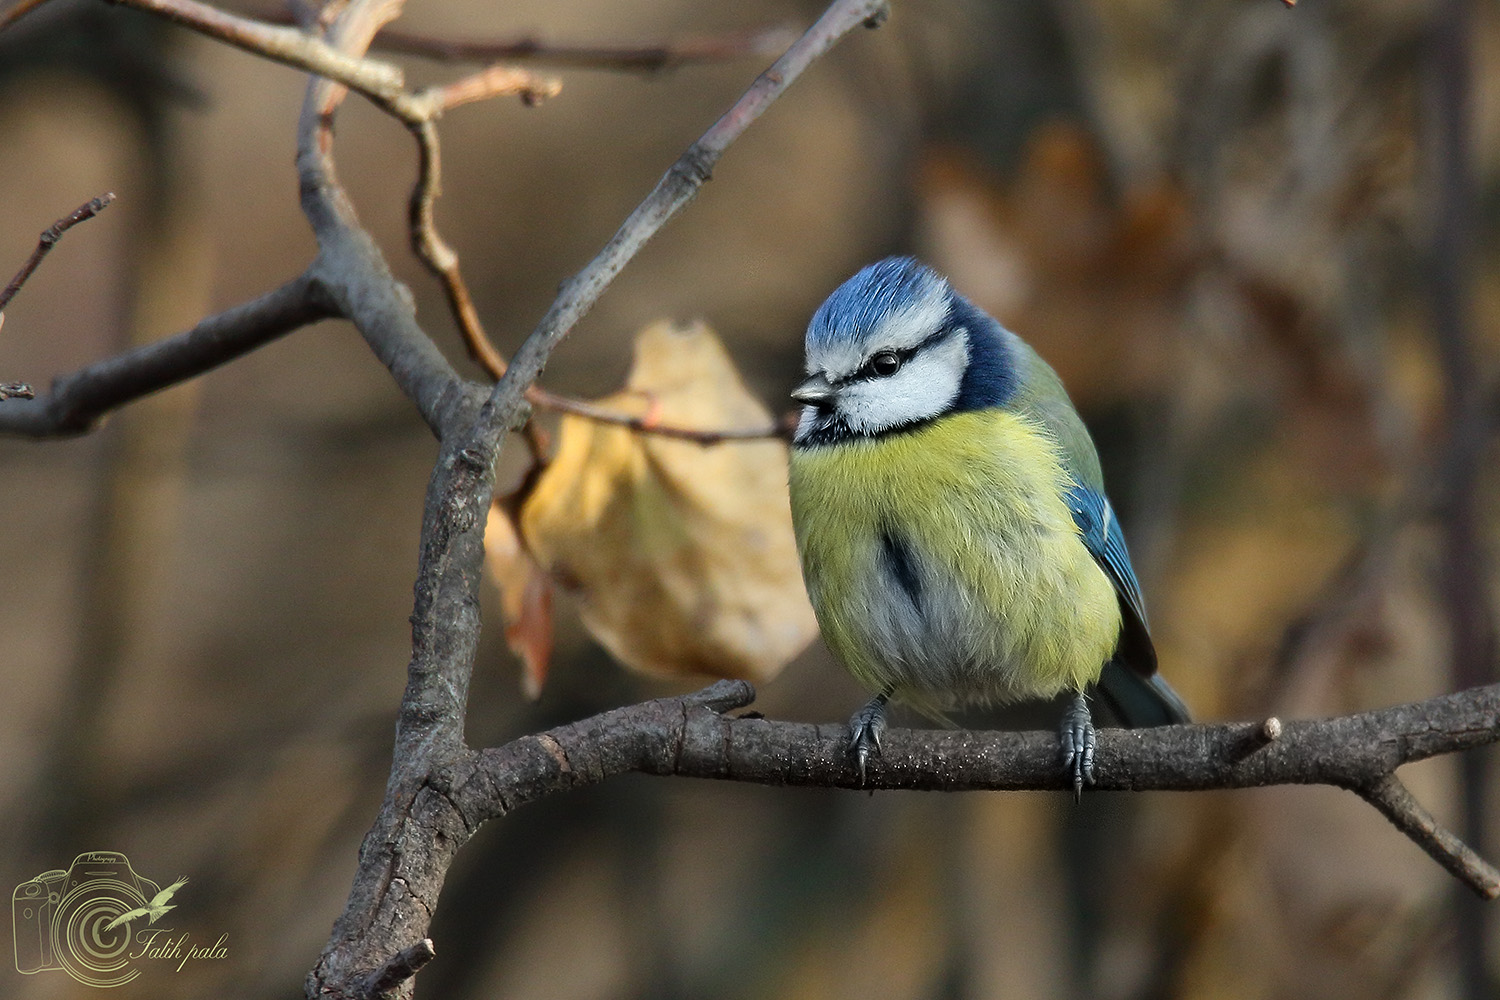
left=363, top=21, right=802, bottom=74
left=296, top=1, right=889, bottom=995
left=1423, top=0, right=1497, bottom=997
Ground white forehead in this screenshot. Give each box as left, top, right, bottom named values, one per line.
left=806, top=278, right=951, bottom=379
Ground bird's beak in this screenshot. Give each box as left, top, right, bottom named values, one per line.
left=791, top=374, right=834, bottom=407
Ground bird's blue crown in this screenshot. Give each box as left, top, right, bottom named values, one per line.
left=806, top=256, right=948, bottom=353
left=806, top=256, right=1018, bottom=413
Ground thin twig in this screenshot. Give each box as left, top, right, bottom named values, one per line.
left=527, top=386, right=791, bottom=444
left=306, top=5, right=889, bottom=996
left=477, top=0, right=893, bottom=443
left=405, top=123, right=776, bottom=451
left=105, top=0, right=557, bottom=126
left=113, top=0, right=410, bottom=108
left=404, top=112, right=542, bottom=463
left=185, top=0, right=724, bottom=457
left=395, top=1, right=863, bottom=449
left=293, top=0, right=484, bottom=437
left=0, top=382, right=33, bottom=400
left=405, top=120, right=507, bottom=374
left=416, top=64, right=561, bottom=113
left=361, top=937, right=436, bottom=997
left=0, top=193, right=115, bottom=313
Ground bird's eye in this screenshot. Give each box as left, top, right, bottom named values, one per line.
left=870, top=351, right=901, bottom=377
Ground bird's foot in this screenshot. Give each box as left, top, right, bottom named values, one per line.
left=848, top=693, right=889, bottom=785
left=1059, top=692, right=1096, bottom=800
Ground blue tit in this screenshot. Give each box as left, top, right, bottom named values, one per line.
left=787, top=256, right=1188, bottom=794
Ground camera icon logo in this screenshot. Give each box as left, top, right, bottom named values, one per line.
left=13, top=851, right=183, bottom=988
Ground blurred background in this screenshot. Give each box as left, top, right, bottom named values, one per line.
left=1, top=0, right=1498, bottom=997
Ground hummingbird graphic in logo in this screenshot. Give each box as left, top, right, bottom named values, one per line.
left=103, top=877, right=188, bottom=931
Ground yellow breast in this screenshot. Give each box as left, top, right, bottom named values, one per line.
left=788, top=409, right=1121, bottom=713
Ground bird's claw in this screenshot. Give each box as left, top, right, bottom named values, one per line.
left=848, top=695, right=888, bottom=785
left=1059, top=693, right=1096, bottom=800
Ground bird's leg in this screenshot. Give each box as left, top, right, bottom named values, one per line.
left=848, top=690, right=891, bottom=785
left=1059, top=692, right=1096, bottom=799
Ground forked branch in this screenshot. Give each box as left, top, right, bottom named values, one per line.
left=101, top=0, right=557, bottom=126
left=303, top=4, right=893, bottom=996
left=474, top=0, right=895, bottom=442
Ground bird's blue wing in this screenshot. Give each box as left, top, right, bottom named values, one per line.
left=1066, top=482, right=1189, bottom=724
left=1065, top=483, right=1147, bottom=632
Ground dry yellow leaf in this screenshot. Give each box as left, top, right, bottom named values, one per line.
left=483, top=506, right=555, bottom=700
left=518, top=319, right=817, bottom=684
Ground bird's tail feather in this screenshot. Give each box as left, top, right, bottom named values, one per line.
left=1094, top=661, right=1190, bottom=728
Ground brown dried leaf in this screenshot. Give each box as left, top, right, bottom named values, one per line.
left=519, top=319, right=817, bottom=684
left=484, top=505, right=555, bottom=700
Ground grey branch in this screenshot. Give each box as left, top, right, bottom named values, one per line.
left=295, top=25, right=480, bottom=434
left=0, top=273, right=334, bottom=437
left=474, top=0, right=893, bottom=446
left=17, top=4, right=1418, bottom=1000
left=456, top=681, right=1500, bottom=896
left=304, top=3, right=892, bottom=996
left=312, top=677, right=1500, bottom=1000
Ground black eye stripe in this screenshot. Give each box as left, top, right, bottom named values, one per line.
left=848, top=328, right=950, bottom=382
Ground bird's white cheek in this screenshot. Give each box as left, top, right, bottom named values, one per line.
left=836, top=335, right=967, bottom=434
